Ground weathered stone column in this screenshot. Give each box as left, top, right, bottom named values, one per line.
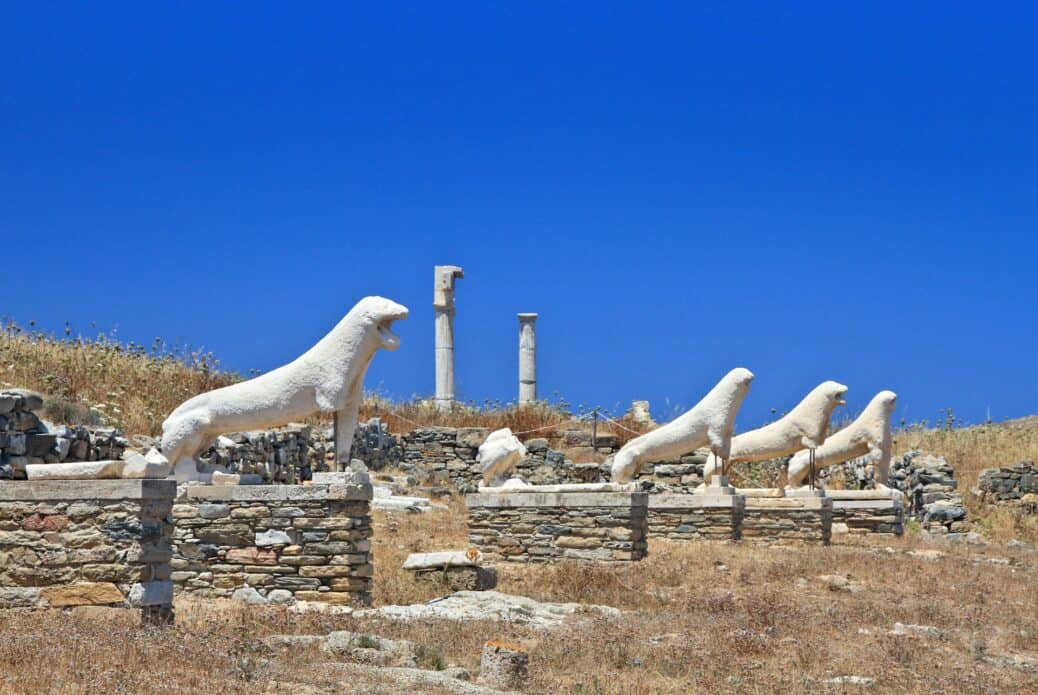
left=433, top=265, right=464, bottom=411
left=517, top=313, right=537, bottom=405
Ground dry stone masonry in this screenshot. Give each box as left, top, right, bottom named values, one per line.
left=647, top=492, right=744, bottom=540
left=197, top=425, right=329, bottom=483
left=0, top=479, right=176, bottom=622
left=401, top=427, right=616, bottom=492
left=740, top=494, right=832, bottom=545
left=171, top=483, right=373, bottom=606
left=466, top=491, right=648, bottom=563
left=976, top=461, right=1038, bottom=512
left=0, top=389, right=129, bottom=479
left=891, top=452, right=970, bottom=535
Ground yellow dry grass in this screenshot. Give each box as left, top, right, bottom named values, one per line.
left=0, top=321, right=237, bottom=436
left=894, top=422, right=1038, bottom=543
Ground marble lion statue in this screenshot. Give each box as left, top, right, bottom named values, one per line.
left=610, top=367, right=754, bottom=484
left=478, top=428, right=529, bottom=488
left=786, top=390, right=897, bottom=491
left=700, top=380, right=848, bottom=481
left=161, top=296, right=409, bottom=481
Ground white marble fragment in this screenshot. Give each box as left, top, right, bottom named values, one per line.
left=211, top=471, right=241, bottom=486
left=478, top=428, right=528, bottom=487
left=127, top=580, right=174, bottom=607
left=121, top=448, right=171, bottom=479
left=356, top=590, right=620, bottom=629
left=402, top=550, right=481, bottom=570
left=266, top=589, right=295, bottom=605
left=26, top=460, right=125, bottom=480
left=231, top=586, right=269, bottom=605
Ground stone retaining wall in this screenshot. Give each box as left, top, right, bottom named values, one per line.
left=402, top=428, right=608, bottom=492
left=647, top=493, right=743, bottom=540
left=976, top=461, right=1038, bottom=511
left=171, top=483, right=373, bottom=606
left=465, top=491, right=648, bottom=563
left=0, top=479, right=176, bottom=622
left=741, top=495, right=832, bottom=544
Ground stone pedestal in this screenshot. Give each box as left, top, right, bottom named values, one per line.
left=649, top=478, right=743, bottom=540
left=828, top=490, right=904, bottom=536
left=465, top=490, right=648, bottom=563
left=0, top=479, right=176, bottom=621
left=172, top=482, right=374, bottom=605
left=741, top=489, right=832, bottom=544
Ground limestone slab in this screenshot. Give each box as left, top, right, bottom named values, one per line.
left=466, top=491, right=648, bottom=508
left=40, top=582, right=124, bottom=607
left=402, top=551, right=481, bottom=570
left=186, top=483, right=372, bottom=502
left=0, top=479, right=177, bottom=501
left=26, top=460, right=125, bottom=480
left=649, top=492, right=744, bottom=510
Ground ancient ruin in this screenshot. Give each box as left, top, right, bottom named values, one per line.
left=433, top=266, right=464, bottom=411
left=478, top=428, right=528, bottom=487
left=787, top=390, right=897, bottom=489
left=517, top=313, right=538, bottom=405
left=701, top=380, right=847, bottom=481
left=610, top=368, right=755, bottom=484
left=161, top=296, right=409, bottom=481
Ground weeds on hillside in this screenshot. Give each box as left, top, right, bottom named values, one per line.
left=0, top=319, right=239, bottom=436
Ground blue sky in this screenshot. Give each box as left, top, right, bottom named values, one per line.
left=2, top=4, right=1036, bottom=429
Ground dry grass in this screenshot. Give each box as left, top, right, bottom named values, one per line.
left=0, top=320, right=238, bottom=436
left=358, top=397, right=576, bottom=441
left=2, top=507, right=1036, bottom=693
left=894, top=421, right=1038, bottom=543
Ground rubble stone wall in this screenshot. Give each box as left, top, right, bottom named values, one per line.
left=465, top=491, right=648, bottom=563
left=171, top=484, right=373, bottom=606
left=891, top=452, right=970, bottom=535
left=0, top=479, right=176, bottom=621
left=399, top=426, right=708, bottom=493
left=0, top=389, right=128, bottom=479
left=976, top=461, right=1038, bottom=512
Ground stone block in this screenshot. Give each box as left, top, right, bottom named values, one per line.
left=40, top=582, right=124, bottom=607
